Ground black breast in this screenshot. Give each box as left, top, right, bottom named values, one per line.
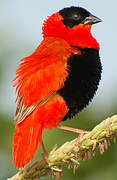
left=59, top=48, right=102, bottom=121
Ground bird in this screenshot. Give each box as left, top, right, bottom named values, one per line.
left=12, top=6, right=102, bottom=169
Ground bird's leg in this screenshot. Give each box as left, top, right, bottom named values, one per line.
left=41, top=140, right=48, bottom=159
left=57, top=125, right=89, bottom=134
left=57, top=125, right=89, bottom=147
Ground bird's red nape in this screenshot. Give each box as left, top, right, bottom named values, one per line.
left=43, top=12, right=100, bottom=50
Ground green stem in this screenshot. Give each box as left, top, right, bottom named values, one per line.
left=7, top=115, right=117, bottom=180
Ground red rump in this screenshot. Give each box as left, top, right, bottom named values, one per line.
left=13, top=95, right=68, bottom=168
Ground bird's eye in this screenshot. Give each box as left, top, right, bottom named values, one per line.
left=73, top=14, right=79, bottom=20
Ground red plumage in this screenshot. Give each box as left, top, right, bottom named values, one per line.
left=13, top=38, right=71, bottom=168
left=13, top=94, right=68, bottom=168
left=13, top=7, right=101, bottom=168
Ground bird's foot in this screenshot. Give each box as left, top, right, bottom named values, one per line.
left=57, top=125, right=89, bottom=148
left=76, top=130, right=88, bottom=148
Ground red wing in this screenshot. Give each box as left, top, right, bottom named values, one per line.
left=13, top=38, right=71, bottom=124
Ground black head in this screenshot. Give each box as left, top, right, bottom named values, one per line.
left=59, top=6, right=101, bottom=28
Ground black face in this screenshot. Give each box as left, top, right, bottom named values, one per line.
left=59, top=6, right=101, bottom=28
left=59, top=6, right=90, bottom=28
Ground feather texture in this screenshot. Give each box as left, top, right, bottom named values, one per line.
left=13, top=94, right=68, bottom=168
left=12, top=6, right=101, bottom=169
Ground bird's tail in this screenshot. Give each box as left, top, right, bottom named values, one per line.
left=13, top=107, right=44, bottom=169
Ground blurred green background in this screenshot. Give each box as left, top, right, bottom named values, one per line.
left=0, top=0, right=117, bottom=179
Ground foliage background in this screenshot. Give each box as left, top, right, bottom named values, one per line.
left=0, top=0, right=117, bottom=179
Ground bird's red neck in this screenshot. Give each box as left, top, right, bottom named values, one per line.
left=42, top=13, right=100, bottom=50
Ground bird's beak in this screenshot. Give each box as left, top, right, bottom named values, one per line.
left=82, top=14, right=102, bottom=25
